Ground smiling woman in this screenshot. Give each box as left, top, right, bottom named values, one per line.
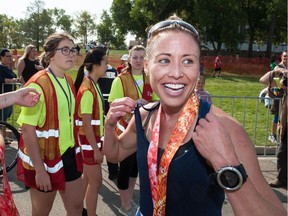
left=103, top=14, right=286, bottom=216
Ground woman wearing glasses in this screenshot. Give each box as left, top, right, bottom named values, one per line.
left=17, top=32, right=83, bottom=216
left=74, top=48, right=107, bottom=216
left=104, top=15, right=286, bottom=215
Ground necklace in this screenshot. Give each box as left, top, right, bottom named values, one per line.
left=130, top=72, right=144, bottom=96
left=48, top=67, right=72, bottom=123
left=88, top=76, right=105, bottom=111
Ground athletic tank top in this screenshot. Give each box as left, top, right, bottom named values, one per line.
left=134, top=98, right=224, bottom=216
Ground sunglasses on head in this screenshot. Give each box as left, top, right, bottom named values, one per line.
left=147, top=20, right=199, bottom=41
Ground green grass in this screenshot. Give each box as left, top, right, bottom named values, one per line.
left=9, top=57, right=273, bottom=147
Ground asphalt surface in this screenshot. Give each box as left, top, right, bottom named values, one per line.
left=2, top=156, right=288, bottom=216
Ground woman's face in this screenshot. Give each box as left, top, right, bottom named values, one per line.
left=29, top=48, right=37, bottom=58
left=196, top=79, right=204, bottom=91
left=129, top=50, right=145, bottom=71
left=50, top=39, right=75, bottom=71
left=95, top=55, right=108, bottom=77
left=147, top=31, right=200, bottom=110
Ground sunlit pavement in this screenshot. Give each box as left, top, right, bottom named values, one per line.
left=6, top=157, right=287, bottom=216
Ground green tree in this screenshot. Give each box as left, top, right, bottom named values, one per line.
left=50, top=8, right=75, bottom=36
left=74, top=11, right=97, bottom=45
left=96, top=10, right=125, bottom=49
left=194, top=0, right=246, bottom=52
left=0, top=15, right=20, bottom=48
left=20, top=0, right=54, bottom=50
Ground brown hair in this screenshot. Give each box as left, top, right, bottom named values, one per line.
left=40, top=32, right=74, bottom=68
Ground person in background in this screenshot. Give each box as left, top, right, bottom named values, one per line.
left=195, top=76, right=212, bottom=103
left=259, top=50, right=287, bottom=188
left=0, top=49, right=19, bottom=121
left=108, top=45, right=158, bottom=216
left=270, top=56, right=277, bottom=70
left=212, top=54, right=222, bottom=77
left=17, top=44, right=43, bottom=84
left=260, top=50, right=287, bottom=145
left=74, top=48, right=107, bottom=216
left=117, top=54, right=129, bottom=74
left=16, top=32, right=83, bottom=216
left=97, top=47, right=120, bottom=181
left=104, top=15, right=286, bottom=216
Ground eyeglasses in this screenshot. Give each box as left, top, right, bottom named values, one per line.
left=147, top=20, right=199, bottom=41
left=56, top=47, right=78, bottom=56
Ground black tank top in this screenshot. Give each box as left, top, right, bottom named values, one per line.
left=134, top=99, right=224, bottom=215
left=22, top=58, right=39, bottom=82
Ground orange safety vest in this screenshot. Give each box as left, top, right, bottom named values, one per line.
left=75, top=77, right=103, bottom=165
left=17, top=70, right=83, bottom=190
left=117, top=71, right=153, bottom=133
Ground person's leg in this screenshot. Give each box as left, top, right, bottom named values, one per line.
left=117, top=153, right=136, bottom=211
left=276, top=126, right=287, bottom=184
left=59, top=177, right=84, bottom=216
left=83, top=163, right=102, bottom=216
left=30, top=188, right=57, bottom=216
left=60, top=147, right=84, bottom=215
left=107, top=160, right=119, bottom=180
left=270, top=126, right=287, bottom=187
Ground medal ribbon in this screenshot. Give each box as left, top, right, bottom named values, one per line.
left=147, top=94, right=199, bottom=216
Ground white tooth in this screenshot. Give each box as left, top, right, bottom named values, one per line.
left=165, top=83, right=184, bottom=89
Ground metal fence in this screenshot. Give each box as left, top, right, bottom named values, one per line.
left=209, top=95, right=281, bottom=156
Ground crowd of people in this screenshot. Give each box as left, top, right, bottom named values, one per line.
left=0, top=14, right=286, bottom=216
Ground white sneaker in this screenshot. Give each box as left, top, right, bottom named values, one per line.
left=268, top=134, right=277, bottom=145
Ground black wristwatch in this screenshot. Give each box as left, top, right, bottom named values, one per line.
left=211, top=163, right=248, bottom=191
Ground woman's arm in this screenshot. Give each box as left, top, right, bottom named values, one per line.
left=103, top=97, right=137, bottom=163
left=17, top=59, right=25, bottom=84
left=192, top=108, right=286, bottom=215
left=0, top=87, right=40, bottom=109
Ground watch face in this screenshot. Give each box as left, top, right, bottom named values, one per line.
left=217, top=166, right=243, bottom=191
left=219, top=170, right=239, bottom=188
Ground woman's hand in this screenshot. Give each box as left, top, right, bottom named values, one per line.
left=105, top=97, right=136, bottom=128
left=192, top=113, right=240, bottom=171
left=94, top=149, right=103, bottom=164
left=35, top=169, right=52, bottom=192
left=15, top=87, right=41, bottom=107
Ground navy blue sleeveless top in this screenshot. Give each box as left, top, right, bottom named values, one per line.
left=135, top=99, right=224, bottom=216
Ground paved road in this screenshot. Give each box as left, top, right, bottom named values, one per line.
left=3, top=157, right=288, bottom=215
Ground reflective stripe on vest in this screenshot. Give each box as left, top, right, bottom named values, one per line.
left=75, top=119, right=100, bottom=126
left=36, top=129, right=59, bottom=139
left=117, top=122, right=125, bottom=132
left=75, top=146, right=81, bottom=154
left=81, top=143, right=102, bottom=150
left=18, top=149, right=63, bottom=174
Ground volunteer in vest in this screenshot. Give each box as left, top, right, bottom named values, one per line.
left=108, top=45, right=158, bottom=215
left=104, top=15, right=286, bottom=215
left=16, top=32, right=83, bottom=216
left=74, top=48, right=107, bottom=216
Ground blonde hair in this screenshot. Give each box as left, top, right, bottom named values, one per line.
left=19, top=44, right=36, bottom=61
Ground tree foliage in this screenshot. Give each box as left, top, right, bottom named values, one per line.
left=0, top=0, right=286, bottom=55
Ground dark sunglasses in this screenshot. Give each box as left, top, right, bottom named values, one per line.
left=147, top=20, right=199, bottom=41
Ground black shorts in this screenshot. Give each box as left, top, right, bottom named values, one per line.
left=62, top=147, right=82, bottom=182
left=36, top=147, right=82, bottom=192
